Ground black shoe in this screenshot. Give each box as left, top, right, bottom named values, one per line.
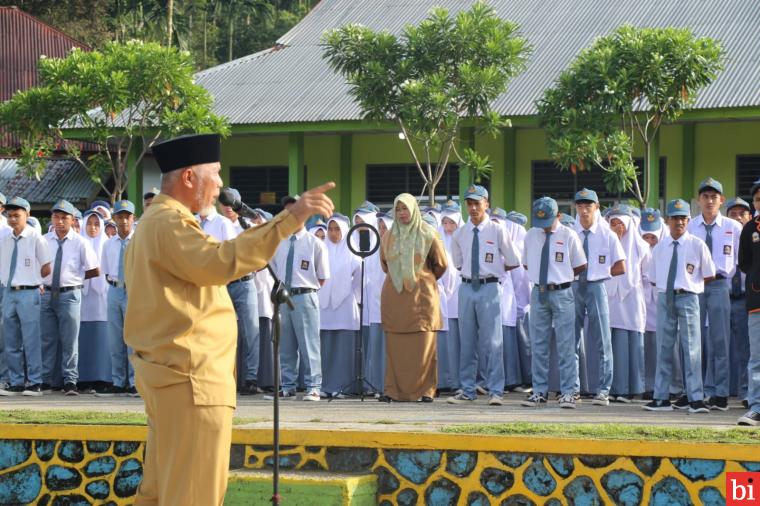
left=40, top=383, right=54, bottom=393
left=643, top=399, right=672, bottom=411
left=673, top=395, right=690, bottom=410
left=689, top=400, right=710, bottom=414
left=22, top=384, right=42, bottom=397
left=240, top=380, right=259, bottom=396
left=737, top=410, right=760, bottom=426
left=126, top=386, right=140, bottom=398
left=0, top=385, right=24, bottom=396
left=94, top=385, right=125, bottom=397
left=417, top=396, right=434, bottom=403
left=742, top=399, right=749, bottom=409
left=705, top=396, right=728, bottom=411
left=378, top=395, right=393, bottom=403
left=63, top=383, right=78, bottom=396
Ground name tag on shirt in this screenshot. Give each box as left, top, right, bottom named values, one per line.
left=599, top=255, right=606, bottom=264
left=300, top=260, right=310, bottom=270
left=485, top=253, right=494, bottom=263
left=555, top=252, right=564, bottom=263
left=723, top=245, right=732, bottom=255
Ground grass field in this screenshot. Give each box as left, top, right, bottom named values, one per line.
left=0, top=410, right=265, bottom=426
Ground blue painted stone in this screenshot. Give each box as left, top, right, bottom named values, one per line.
left=500, top=494, right=536, bottom=505
left=698, top=486, right=724, bottom=506
left=424, top=477, right=460, bottom=505
left=672, top=458, right=725, bottom=481
left=0, top=463, right=41, bottom=504
left=632, top=457, right=661, bottom=476
left=649, top=477, right=694, bottom=506
left=0, top=440, right=31, bottom=470
left=446, top=451, right=478, bottom=478
left=523, top=458, right=556, bottom=496
left=547, top=455, right=574, bottom=478
left=45, top=465, right=82, bottom=491
left=263, top=453, right=301, bottom=469
left=86, top=479, right=111, bottom=500
left=114, top=458, right=143, bottom=498
left=51, top=494, right=90, bottom=506
left=35, top=440, right=56, bottom=461
left=601, top=470, right=643, bottom=506
left=86, top=441, right=111, bottom=453
left=114, top=441, right=141, bottom=456
left=84, top=456, right=117, bottom=477
left=495, top=452, right=529, bottom=468
left=57, top=441, right=84, bottom=463
left=397, top=488, right=418, bottom=506
left=375, top=466, right=400, bottom=494
left=385, top=450, right=442, bottom=485
left=480, top=467, right=515, bottom=496
left=741, top=462, right=760, bottom=472
left=563, top=476, right=602, bottom=505
left=466, top=491, right=490, bottom=506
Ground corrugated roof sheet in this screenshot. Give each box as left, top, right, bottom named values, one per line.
left=0, top=158, right=100, bottom=207
left=195, top=0, right=760, bottom=125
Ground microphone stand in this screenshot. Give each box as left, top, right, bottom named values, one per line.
left=238, top=216, right=293, bottom=505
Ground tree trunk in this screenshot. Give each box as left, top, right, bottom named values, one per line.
left=203, top=10, right=208, bottom=67
left=428, top=181, right=436, bottom=207
left=228, top=16, right=234, bottom=62
left=642, top=139, right=652, bottom=207
left=167, top=0, right=174, bottom=47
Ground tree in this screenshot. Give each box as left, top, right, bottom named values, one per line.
left=0, top=40, right=229, bottom=202
left=323, top=1, right=530, bottom=205
left=537, top=25, right=724, bottom=207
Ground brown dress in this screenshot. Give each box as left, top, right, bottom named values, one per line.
left=380, top=236, right=448, bottom=401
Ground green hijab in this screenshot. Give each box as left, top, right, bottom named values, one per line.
left=383, top=193, right=438, bottom=293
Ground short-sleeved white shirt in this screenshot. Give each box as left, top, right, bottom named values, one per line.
left=451, top=218, right=520, bottom=279
left=101, top=231, right=134, bottom=282
left=649, top=231, right=716, bottom=294
left=271, top=228, right=330, bottom=290
left=198, top=210, right=235, bottom=242
left=574, top=219, right=626, bottom=281
left=687, top=212, right=741, bottom=278
left=523, top=224, right=586, bottom=285
left=0, top=224, right=52, bottom=287
left=42, top=228, right=99, bottom=287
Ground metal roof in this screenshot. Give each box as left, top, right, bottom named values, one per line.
left=195, top=0, right=760, bottom=125
left=0, top=158, right=101, bottom=207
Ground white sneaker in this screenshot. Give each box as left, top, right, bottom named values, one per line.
left=558, top=393, right=577, bottom=409
left=513, top=385, right=532, bottom=394
left=475, top=385, right=488, bottom=396
left=592, top=393, right=610, bottom=406
left=302, top=390, right=320, bottom=401
left=488, top=395, right=504, bottom=406
left=616, top=395, right=632, bottom=404
left=447, top=393, right=475, bottom=404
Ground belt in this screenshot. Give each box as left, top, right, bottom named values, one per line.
left=715, top=274, right=726, bottom=280
left=9, top=285, right=38, bottom=291
left=229, top=274, right=255, bottom=285
left=462, top=277, right=499, bottom=284
left=289, top=287, right=316, bottom=295
left=673, top=289, right=695, bottom=295
left=44, top=285, right=83, bottom=293
left=107, top=278, right=126, bottom=288
left=538, top=282, right=572, bottom=292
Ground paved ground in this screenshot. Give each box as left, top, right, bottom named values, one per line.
left=0, top=391, right=749, bottom=432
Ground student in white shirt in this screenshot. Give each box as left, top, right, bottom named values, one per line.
left=520, top=197, right=587, bottom=408
left=39, top=200, right=99, bottom=395
left=0, top=197, right=52, bottom=397
left=645, top=199, right=715, bottom=414
left=687, top=177, right=742, bottom=411
left=438, top=201, right=463, bottom=393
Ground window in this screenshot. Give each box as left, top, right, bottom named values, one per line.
left=230, top=166, right=288, bottom=211
left=736, top=155, right=760, bottom=201
left=532, top=158, right=666, bottom=214
left=366, top=164, right=474, bottom=207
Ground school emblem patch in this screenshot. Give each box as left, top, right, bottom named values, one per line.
left=484, top=253, right=494, bottom=263
left=674, top=201, right=683, bottom=209
left=753, top=232, right=760, bottom=243
left=536, top=210, right=546, bottom=218
left=300, top=260, right=310, bottom=270
left=647, top=215, right=655, bottom=222
left=555, top=252, right=564, bottom=262
left=686, top=263, right=695, bottom=274
left=598, top=255, right=606, bottom=264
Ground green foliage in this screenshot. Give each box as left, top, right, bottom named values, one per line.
left=323, top=1, right=530, bottom=204
left=0, top=40, right=228, bottom=200
left=537, top=25, right=724, bottom=206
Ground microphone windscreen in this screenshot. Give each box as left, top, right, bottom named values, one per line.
left=218, top=187, right=241, bottom=208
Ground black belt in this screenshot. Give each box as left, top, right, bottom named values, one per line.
left=9, top=285, right=38, bottom=291
left=289, top=287, right=316, bottom=295
left=44, top=285, right=83, bottom=293
left=673, top=289, right=695, bottom=295
left=538, top=282, right=572, bottom=292
left=107, top=279, right=126, bottom=288
left=715, top=274, right=726, bottom=280
left=462, top=277, right=499, bottom=284
left=229, top=274, right=255, bottom=285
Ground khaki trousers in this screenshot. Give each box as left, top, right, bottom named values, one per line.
left=134, top=379, right=233, bottom=506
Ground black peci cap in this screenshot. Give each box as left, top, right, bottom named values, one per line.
left=152, top=134, right=221, bottom=173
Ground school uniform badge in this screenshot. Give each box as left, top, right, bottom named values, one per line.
left=598, top=255, right=606, bottom=264
left=484, top=253, right=494, bottom=263
left=686, top=263, right=695, bottom=274
left=753, top=232, right=760, bottom=243
left=555, top=252, right=564, bottom=262
left=723, top=244, right=732, bottom=255
left=300, top=260, right=310, bottom=270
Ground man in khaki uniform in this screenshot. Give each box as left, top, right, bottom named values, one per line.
left=124, top=133, right=334, bottom=505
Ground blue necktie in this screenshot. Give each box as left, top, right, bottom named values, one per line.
left=51, top=238, right=66, bottom=293
left=284, top=236, right=296, bottom=289
left=579, top=229, right=590, bottom=285
left=539, top=231, right=553, bottom=304
left=704, top=223, right=714, bottom=255
left=117, top=238, right=128, bottom=283
left=6, top=237, right=20, bottom=286
left=666, top=241, right=679, bottom=313
left=471, top=227, right=480, bottom=291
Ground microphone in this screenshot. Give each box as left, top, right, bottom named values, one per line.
left=218, top=187, right=259, bottom=220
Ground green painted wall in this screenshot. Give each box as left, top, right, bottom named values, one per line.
left=694, top=121, right=760, bottom=197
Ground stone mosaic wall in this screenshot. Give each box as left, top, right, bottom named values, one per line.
left=236, top=444, right=760, bottom=505
left=0, top=439, right=143, bottom=505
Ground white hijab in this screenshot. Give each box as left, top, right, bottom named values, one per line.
left=351, top=210, right=379, bottom=252
left=81, top=211, right=108, bottom=295
left=321, top=216, right=355, bottom=310
left=439, top=209, right=462, bottom=251
left=607, top=214, right=648, bottom=300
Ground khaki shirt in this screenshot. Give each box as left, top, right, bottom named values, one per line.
left=124, top=193, right=299, bottom=407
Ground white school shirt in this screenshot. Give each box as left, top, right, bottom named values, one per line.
left=440, top=230, right=462, bottom=318
left=649, top=231, right=716, bottom=294
left=451, top=218, right=520, bottom=279
left=198, top=209, right=236, bottom=242
left=573, top=219, right=626, bottom=282
left=226, top=216, right=254, bottom=277
left=366, top=252, right=385, bottom=325
left=687, top=212, right=741, bottom=278
left=0, top=225, right=51, bottom=287
left=41, top=228, right=99, bottom=287
left=255, top=268, right=274, bottom=319
left=522, top=224, right=586, bottom=285
left=271, top=228, right=330, bottom=290
left=319, top=229, right=361, bottom=330
left=101, top=230, right=134, bottom=282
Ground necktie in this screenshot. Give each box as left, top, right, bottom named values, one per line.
left=732, top=270, right=743, bottom=298
left=704, top=223, right=714, bottom=255
left=539, top=231, right=553, bottom=304
left=117, top=238, right=128, bottom=283
left=6, top=237, right=20, bottom=286
left=666, top=241, right=679, bottom=313
left=51, top=238, right=66, bottom=292
left=284, top=235, right=296, bottom=289
left=471, top=227, right=480, bottom=292
left=579, top=229, right=590, bottom=285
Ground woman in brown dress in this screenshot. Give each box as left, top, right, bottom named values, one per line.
left=380, top=193, right=448, bottom=402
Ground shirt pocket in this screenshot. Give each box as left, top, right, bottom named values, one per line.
left=482, top=243, right=498, bottom=265
left=595, top=247, right=611, bottom=269
left=720, top=239, right=734, bottom=270
left=684, top=252, right=701, bottom=280
left=549, top=242, right=566, bottom=264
